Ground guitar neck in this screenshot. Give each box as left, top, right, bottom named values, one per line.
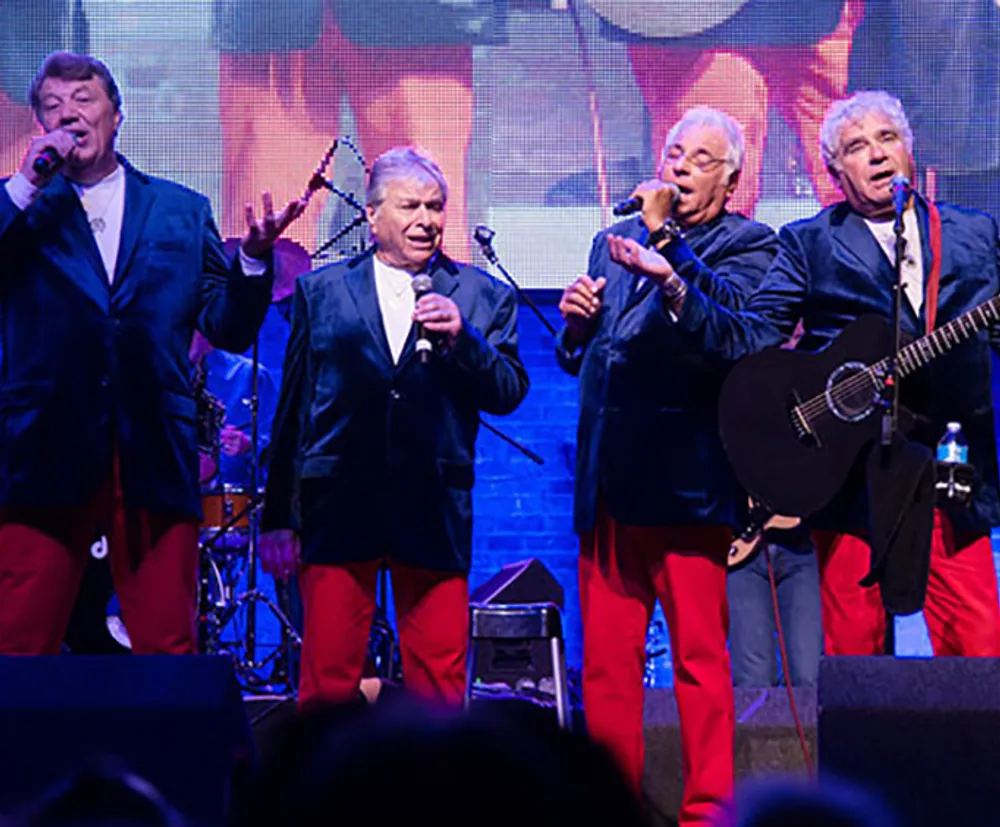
left=880, top=294, right=1000, bottom=378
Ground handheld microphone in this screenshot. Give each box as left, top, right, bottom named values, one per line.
left=32, top=147, right=64, bottom=177
left=612, top=182, right=680, bottom=217
left=612, top=196, right=642, bottom=216
left=891, top=174, right=911, bottom=216
left=412, top=273, right=434, bottom=364
left=31, top=132, right=81, bottom=177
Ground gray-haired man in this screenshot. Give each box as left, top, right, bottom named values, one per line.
left=260, top=147, right=529, bottom=708
left=557, top=108, right=778, bottom=824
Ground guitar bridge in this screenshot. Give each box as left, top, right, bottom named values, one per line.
left=789, top=392, right=821, bottom=447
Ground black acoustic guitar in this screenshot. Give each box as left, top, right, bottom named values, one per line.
left=717, top=296, right=1000, bottom=520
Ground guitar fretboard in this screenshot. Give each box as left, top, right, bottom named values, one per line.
left=870, top=294, right=1000, bottom=379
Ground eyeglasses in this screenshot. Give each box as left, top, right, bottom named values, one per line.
left=662, top=146, right=728, bottom=173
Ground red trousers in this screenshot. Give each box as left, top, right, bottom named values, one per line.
left=814, top=509, right=1000, bottom=656
left=0, top=458, right=200, bottom=655
left=297, top=559, right=468, bottom=709
left=580, top=506, right=734, bottom=827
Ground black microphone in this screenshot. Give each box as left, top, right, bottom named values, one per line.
left=612, top=182, right=680, bottom=216
left=32, top=147, right=64, bottom=177
left=473, top=224, right=498, bottom=264
left=412, top=273, right=433, bottom=364
left=473, top=224, right=495, bottom=247
left=891, top=174, right=911, bottom=216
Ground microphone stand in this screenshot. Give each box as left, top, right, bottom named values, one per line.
left=245, top=336, right=261, bottom=666
left=471, top=229, right=548, bottom=466
left=475, top=231, right=558, bottom=337
left=878, top=186, right=909, bottom=657
left=478, top=417, right=544, bottom=465
left=205, top=335, right=301, bottom=697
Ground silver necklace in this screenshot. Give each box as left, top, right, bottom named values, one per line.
left=77, top=175, right=119, bottom=235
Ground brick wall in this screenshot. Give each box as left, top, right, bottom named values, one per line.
left=470, top=292, right=585, bottom=667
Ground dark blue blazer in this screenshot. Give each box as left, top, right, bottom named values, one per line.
left=0, top=160, right=274, bottom=516
left=261, top=250, right=529, bottom=572
left=558, top=212, right=778, bottom=534
left=671, top=199, right=1000, bottom=533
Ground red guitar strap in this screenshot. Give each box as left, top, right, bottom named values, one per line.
left=925, top=199, right=943, bottom=334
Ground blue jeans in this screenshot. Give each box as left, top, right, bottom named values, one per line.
left=727, top=537, right=823, bottom=687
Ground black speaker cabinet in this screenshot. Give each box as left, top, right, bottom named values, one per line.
left=819, top=656, right=1000, bottom=827
left=0, top=655, right=252, bottom=826
left=469, top=558, right=564, bottom=691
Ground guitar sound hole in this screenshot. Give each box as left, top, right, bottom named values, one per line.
left=825, top=361, right=880, bottom=423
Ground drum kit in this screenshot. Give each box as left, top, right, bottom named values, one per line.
left=193, top=340, right=301, bottom=697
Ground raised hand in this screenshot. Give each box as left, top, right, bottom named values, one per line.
left=607, top=235, right=674, bottom=282
left=242, top=191, right=308, bottom=259
left=558, top=274, right=607, bottom=349
left=19, top=128, right=79, bottom=187
left=628, top=179, right=680, bottom=233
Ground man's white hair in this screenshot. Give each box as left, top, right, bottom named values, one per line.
left=366, top=146, right=448, bottom=208
left=661, top=107, right=746, bottom=174
left=820, top=90, right=914, bottom=173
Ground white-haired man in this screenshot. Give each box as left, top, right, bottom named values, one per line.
left=618, top=90, right=1000, bottom=660
left=556, top=108, right=779, bottom=824
left=260, top=147, right=529, bottom=708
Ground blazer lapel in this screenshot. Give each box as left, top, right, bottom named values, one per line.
left=112, top=162, right=156, bottom=290
left=832, top=208, right=922, bottom=331
left=32, top=174, right=108, bottom=311
left=832, top=209, right=897, bottom=287
left=619, top=221, right=655, bottom=317
left=344, top=253, right=394, bottom=370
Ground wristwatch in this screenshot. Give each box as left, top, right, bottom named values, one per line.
left=646, top=217, right=682, bottom=250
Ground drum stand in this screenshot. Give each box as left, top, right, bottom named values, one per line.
left=197, top=336, right=301, bottom=698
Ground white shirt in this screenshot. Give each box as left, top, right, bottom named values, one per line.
left=4, top=169, right=267, bottom=280
left=373, top=255, right=417, bottom=364
left=71, top=163, right=126, bottom=281
left=864, top=208, right=924, bottom=317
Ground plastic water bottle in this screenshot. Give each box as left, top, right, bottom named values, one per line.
left=937, top=422, right=969, bottom=464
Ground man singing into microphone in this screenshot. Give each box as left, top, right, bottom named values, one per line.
left=260, top=147, right=528, bottom=708
left=0, top=51, right=306, bottom=655
left=614, top=90, right=1000, bottom=660
left=557, top=108, right=777, bottom=823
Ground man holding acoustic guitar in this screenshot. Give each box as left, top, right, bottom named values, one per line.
left=609, top=90, right=1000, bottom=660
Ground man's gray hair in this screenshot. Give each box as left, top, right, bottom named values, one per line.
left=820, top=90, right=914, bottom=173
left=366, top=147, right=448, bottom=208
left=661, top=107, right=745, bottom=174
